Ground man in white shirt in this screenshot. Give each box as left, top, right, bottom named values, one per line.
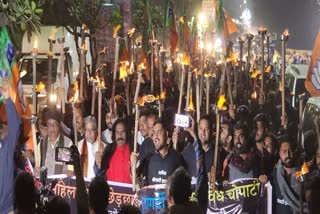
left=78, top=116, right=105, bottom=179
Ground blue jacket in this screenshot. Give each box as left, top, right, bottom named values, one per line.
left=0, top=98, right=21, bottom=214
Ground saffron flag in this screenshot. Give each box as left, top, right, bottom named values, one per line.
left=223, top=9, right=238, bottom=40
left=165, top=0, right=178, bottom=56
left=0, top=27, right=32, bottom=141
left=305, top=32, right=320, bottom=96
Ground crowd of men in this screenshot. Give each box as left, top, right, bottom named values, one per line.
left=1, top=57, right=320, bottom=214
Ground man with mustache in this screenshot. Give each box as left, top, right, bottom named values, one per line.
left=37, top=110, right=73, bottom=176
left=138, top=113, right=156, bottom=161
left=222, top=121, right=268, bottom=183
left=95, top=118, right=133, bottom=183
left=271, top=135, right=306, bottom=213
left=78, top=116, right=105, bottom=179
left=131, top=118, right=184, bottom=187
left=102, top=109, right=116, bottom=144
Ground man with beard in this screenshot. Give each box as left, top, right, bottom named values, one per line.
left=131, top=118, right=184, bottom=186
left=102, top=109, right=116, bottom=144
left=78, top=116, right=105, bottom=179
left=95, top=118, right=132, bottom=183
left=222, top=121, right=268, bottom=183
left=271, top=135, right=307, bottom=213
left=252, top=113, right=275, bottom=176
left=138, top=113, right=156, bottom=161
left=212, top=120, right=233, bottom=184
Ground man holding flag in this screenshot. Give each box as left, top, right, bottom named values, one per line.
left=0, top=76, right=21, bottom=214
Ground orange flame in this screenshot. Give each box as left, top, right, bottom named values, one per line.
left=81, top=43, right=86, bottom=50
left=295, top=162, right=309, bottom=179
left=181, top=52, right=191, bottom=65
left=217, top=95, right=227, bottom=111
left=113, top=25, right=121, bottom=39
left=186, top=92, right=195, bottom=111
left=259, top=26, right=267, bottom=33
left=250, top=70, right=260, bottom=78
left=36, top=81, right=45, bottom=92
left=251, top=91, right=257, bottom=99
left=127, top=28, right=136, bottom=37
left=137, top=96, right=146, bottom=106
left=193, top=69, right=201, bottom=76
left=70, top=81, right=79, bottom=103
left=138, top=59, right=146, bottom=71
left=119, top=62, right=128, bottom=80
left=283, top=29, right=289, bottom=37
left=156, top=91, right=166, bottom=100
left=265, top=65, right=272, bottom=73
left=204, top=73, right=212, bottom=78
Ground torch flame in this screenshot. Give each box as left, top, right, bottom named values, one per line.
left=81, top=41, right=87, bottom=50
left=265, top=65, right=272, bottom=73
left=119, top=62, right=128, bottom=80
left=113, top=25, right=121, bottom=39
left=283, top=29, right=289, bottom=37
left=186, top=93, right=195, bottom=111
left=295, top=162, right=309, bottom=179
left=181, top=52, right=191, bottom=65
left=250, top=70, right=261, bottom=78
left=217, top=95, right=227, bottom=111
left=251, top=91, right=257, bottom=99
left=193, top=69, right=201, bottom=76
left=137, top=96, right=146, bottom=106
left=33, top=38, right=38, bottom=50
left=127, top=28, right=136, bottom=37
left=156, top=91, right=166, bottom=100
left=204, top=73, right=212, bottom=78
left=70, top=81, right=79, bottom=103
left=36, top=81, right=45, bottom=92
left=138, top=59, right=147, bottom=71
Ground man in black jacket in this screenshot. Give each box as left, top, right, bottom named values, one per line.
left=131, top=118, right=184, bottom=187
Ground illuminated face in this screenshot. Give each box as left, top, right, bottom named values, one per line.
left=115, top=122, right=126, bottom=146
left=152, top=123, right=167, bottom=151
left=47, top=119, right=60, bottom=141
left=264, top=136, right=274, bottom=155
left=279, top=142, right=294, bottom=168
left=198, top=119, right=210, bottom=145
left=105, top=113, right=115, bottom=130
left=75, top=108, right=84, bottom=131
left=85, top=122, right=97, bottom=144
left=147, top=116, right=156, bottom=138
left=234, top=128, right=247, bottom=154
left=139, top=115, right=148, bottom=138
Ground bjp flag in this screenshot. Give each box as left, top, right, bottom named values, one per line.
left=305, top=32, right=320, bottom=96
left=0, top=27, right=32, bottom=145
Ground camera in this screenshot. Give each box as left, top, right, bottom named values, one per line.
left=174, top=114, right=191, bottom=128
left=55, top=147, right=73, bottom=163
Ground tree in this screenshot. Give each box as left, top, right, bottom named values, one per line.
left=0, top=0, right=43, bottom=48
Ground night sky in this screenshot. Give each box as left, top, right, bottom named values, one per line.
left=223, top=0, right=320, bottom=50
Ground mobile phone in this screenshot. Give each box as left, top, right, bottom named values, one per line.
left=55, top=147, right=73, bottom=162
left=174, top=114, right=191, bottom=128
